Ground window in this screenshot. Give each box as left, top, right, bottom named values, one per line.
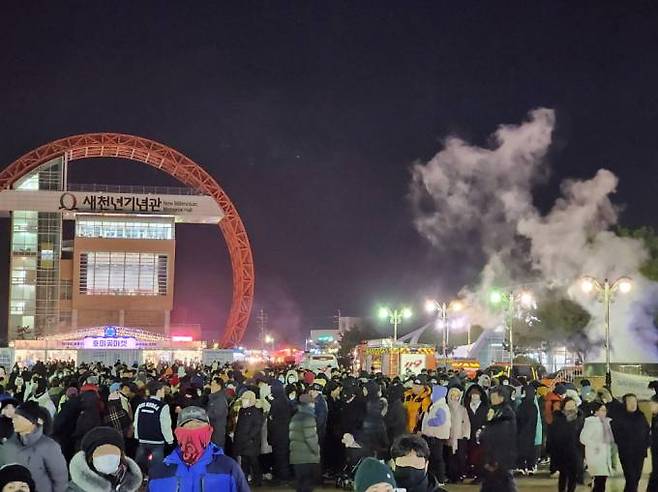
left=79, top=251, right=168, bottom=296
left=10, top=301, right=26, bottom=315
left=76, top=216, right=174, bottom=240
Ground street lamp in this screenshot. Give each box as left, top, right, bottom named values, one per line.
left=378, top=306, right=412, bottom=342
left=489, top=288, right=536, bottom=371
left=579, top=275, right=632, bottom=388
left=426, top=299, right=464, bottom=365
left=264, top=334, right=274, bottom=352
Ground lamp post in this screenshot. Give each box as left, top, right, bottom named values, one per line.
left=489, top=289, right=536, bottom=371
left=580, top=276, right=632, bottom=388
left=265, top=334, right=274, bottom=352
left=425, top=299, right=464, bottom=367
left=378, top=306, right=412, bottom=342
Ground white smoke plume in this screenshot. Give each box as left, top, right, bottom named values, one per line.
left=410, top=108, right=658, bottom=362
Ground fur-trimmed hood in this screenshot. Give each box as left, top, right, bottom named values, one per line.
left=67, top=451, right=142, bottom=492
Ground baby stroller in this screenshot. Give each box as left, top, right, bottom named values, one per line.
left=336, top=447, right=371, bottom=489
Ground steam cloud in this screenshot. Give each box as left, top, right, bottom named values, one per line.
left=410, top=108, right=658, bottom=362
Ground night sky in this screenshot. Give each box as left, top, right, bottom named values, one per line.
left=2, top=3, right=658, bottom=344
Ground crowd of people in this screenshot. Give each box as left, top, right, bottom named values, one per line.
left=0, top=359, right=657, bottom=492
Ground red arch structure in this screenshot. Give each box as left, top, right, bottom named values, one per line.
left=0, top=133, right=254, bottom=346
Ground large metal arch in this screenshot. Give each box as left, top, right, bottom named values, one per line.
left=0, top=133, right=254, bottom=346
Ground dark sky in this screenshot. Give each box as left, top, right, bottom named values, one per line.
left=2, top=2, right=658, bottom=344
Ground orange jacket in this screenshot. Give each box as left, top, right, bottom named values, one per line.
left=403, top=387, right=432, bottom=433
left=543, top=391, right=562, bottom=425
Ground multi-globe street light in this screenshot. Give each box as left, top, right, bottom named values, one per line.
left=425, top=299, right=464, bottom=365
left=579, top=275, right=632, bottom=388
left=378, top=306, right=413, bottom=342
left=489, top=288, right=536, bottom=371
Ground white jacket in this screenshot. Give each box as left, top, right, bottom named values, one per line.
left=580, top=416, right=613, bottom=477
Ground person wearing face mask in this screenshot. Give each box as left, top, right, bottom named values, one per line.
left=420, top=385, right=450, bottom=486
left=390, top=434, right=447, bottom=492
left=289, top=393, right=321, bottom=492
left=385, top=383, right=408, bottom=449
left=463, top=384, right=488, bottom=484
left=66, top=427, right=142, bottom=492
left=580, top=402, right=614, bottom=492
left=0, top=464, right=36, bottom=492
left=610, top=393, right=650, bottom=492
left=268, top=380, right=293, bottom=484
left=515, top=384, right=541, bottom=476
left=233, top=390, right=265, bottom=486
left=148, top=406, right=249, bottom=492
left=0, top=401, right=68, bottom=492
left=446, top=387, right=470, bottom=483
left=206, top=376, right=228, bottom=449
left=546, top=397, right=584, bottom=492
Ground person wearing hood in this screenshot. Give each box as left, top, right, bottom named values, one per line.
left=289, top=393, right=320, bottom=492
left=446, top=387, right=470, bottom=483
left=611, top=393, right=650, bottom=492
left=580, top=402, right=614, bottom=492
left=206, top=376, right=229, bottom=449
left=479, top=386, right=517, bottom=492
left=0, top=401, right=68, bottom=492
left=404, top=379, right=433, bottom=433
left=543, top=384, right=565, bottom=426
left=421, top=385, right=450, bottom=485
left=66, top=427, right=142, bottom=492
left=26, top=378, right=56, bottom=419
left=268, top=380, right=293, bottom=483
left=547, top=397, right=584, bottom=492
left=385, top=383, right=408, bottom=447
left=148, top=406, right=249, bottom=492
left=0, top=464, right=36, bottom=492
left=515, top=384, right=540, bottom=475
left=73, top=389, right=102, bottom=451
left=390, top=434, right=447, bottom=492
left=233, top=390, right=264, bottom=486
left=356, top=380, right=389, bottom=458
left=463, top=384, right=488, bottom=483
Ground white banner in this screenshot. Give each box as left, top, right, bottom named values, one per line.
left=400, top=353, right=426, bottom=374
left=611, top=370, right=655, bottom=400
left=0, top=190, right=223, bottom=224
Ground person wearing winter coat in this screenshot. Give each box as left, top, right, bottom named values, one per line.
left=611, top=393, right=650, bottom=492
left=463, top=384, right=488, bottom=482
left=421, top=385, right=451, bottom=485
left=446, top=387, right=470, bottom=482
left=66, top=427, right=142, bottom=492
left=515, top=384, right=540, bottom=474
left=385, top=383, right=408, bottom=447
left=268, top=380, right=293, bottom=483
left=390, top=434, right=448, bottom=492
left=547, top=398, right=584, bottom=492
left=404, top=380, right=433, bottom=433
left=206, top=376, right=229, bottom=449
left=289, top=393, right=320, bottom=492
left=580, top=402, right=614, bottom=492
left=233, top=390, right=264, bottom=486
left=308, top=383, right=328, bottom=449
left=0, top=398, right=18, bottom=442
left=104, top=391, right=132, bottom=438
left=147, top=406, right=249, bottom=492
left=479, top=386, right=517, bottom=492
left=26, top=378, right=56, bottom=419
left=0, top=401, right=68, bottom=492
left=73, top=390, right=102, bottom=452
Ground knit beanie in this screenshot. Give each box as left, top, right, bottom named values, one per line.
left=14, top=401, right=44, bottom=425
left=354, top=457, right=396, bottom=492
left=81, top=426, right=125, bottom=458
left=0, top=464, right=36, bottom=491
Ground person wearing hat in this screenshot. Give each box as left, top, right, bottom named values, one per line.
left=233, top=390, right=265, bottom=486
left=147, top=406, right=249, bottom=492
left=289, top=392, right=320, bottom=492
left=133, top=380, right=174, bottom=474
left=0, top=464, right=36, bottom=492
left=66, top=427, right=142, bottom=492
left=308, top=381, right=328, bottom=453
left=354, top=457, right=397, bottom=492
left=0, top=401, right=68, bottom=492
left=0, top=398, right=19, bottom=441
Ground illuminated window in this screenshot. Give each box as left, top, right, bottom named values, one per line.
left=79, top=251, right=168, bottom=296
left=76, top=216, right=174, bottom=240
left=10, top=301, right=26, bottom=315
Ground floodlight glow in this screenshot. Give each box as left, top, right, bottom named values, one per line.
left=378, top=307, right=390, bottom=319
left=425, top=300, right=437, bottom=313
left=618, top=279, right=632, bottom=294
left=402, top=307, right=413, bottom=319
left=490, top=290, right=503, bottom=305
left=580, top=278, right=594, bottom=294
left=451, top=300, right=464, bottom=312
left=520, top=291, right=535, bottom=308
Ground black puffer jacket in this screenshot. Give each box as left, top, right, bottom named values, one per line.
left=464, top=384, right=489, bottom=441
left=385, top=384, right=407, bottom=445
left=233, top=405, right=264, bottom=457
left=357, top=398, right=389, bottom=456
left=73, top=392, right=101, bottom=450
left=480, top=403, right=517, bottom=471
left=268, top=383, right=292, bottom=450
left=516, top=385, right=539, bottom=459
left=611, top=398, right=650, bottom=464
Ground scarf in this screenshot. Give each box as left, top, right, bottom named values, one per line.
left=174, top=425, right=214, bottom=465
left=599, top=417, right=613, bottom=444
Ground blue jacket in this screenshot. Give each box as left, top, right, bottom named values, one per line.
left=147, top=443, right=249, bottom=492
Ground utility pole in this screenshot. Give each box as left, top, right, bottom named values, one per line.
left=257, top=309, right=268, bottom=351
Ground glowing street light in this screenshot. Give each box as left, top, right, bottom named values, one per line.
left=426, top=299, right=465, bottom=365
left=489, top=288, right=536, bottom=370
left=579, top=275, right=632, bottom=388
left=264, top=334, right=274, bottom=352
left=378, top=306, right=412, bottom=341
